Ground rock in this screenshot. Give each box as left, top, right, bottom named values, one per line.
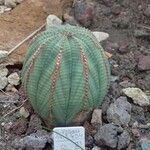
left=138, top=55, right=150, bottom=71
left=0, top=67, right=8, bottom=77
left=13, top=130, right=52, bottom=149
left=143, top=5, right=150, bottom=17
left=0, top=5, right=5, bottom=14
left=141, top=138, right=150, bottom=150
left=74, top=0, right=96, bottom=27
left=0, top=76, right=7, bottom=90
left=92, top=31, right=109, bottom=42
left=46, top=14, right=62, bottom=29
left=92, top=146, right=101, bottom=150
left=118, top=43, right=129, bottom=54
left=19, top=107, right=30, bottom=118
left=91, top=109, right=102, bottom=127
left=63, top=13, right=78, bottom=26
left=106, top=96, right=132, bottom=126
left=5, top=84, right=18, bottom=92
left=122, top=87, right=150, bottom=106
left=117, top=130, right=130, bottom=150
left=0, top=0, right=4, bottom=5
left=26, top=114, right=42, bottom=134
left=8, top=72, right=20, bottom=86
left=0, top=50, right=8, bottom=61
left=5, top=0, right=17, bottom=8
left=111, top=4, right=122, bottom=15
left=94, top=123, right=123, bottom=148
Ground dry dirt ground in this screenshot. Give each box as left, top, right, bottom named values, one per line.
left=0, top=0, right=150, bottom=149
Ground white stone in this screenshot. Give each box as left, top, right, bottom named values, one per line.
left=4, top=7, right=12, bottom=12
left=5, top=84, right=18, bottom=92
left=5, top=0, right=16, bottom=8
left=19, top=107, right=30, bottom=118
left=0, top=50, right=8, bottom=60
left=122, top=87, right=150, bottom=106
left=53, top=126, right=85, bottom=150
left=0, top=67, right=8, bottom=77
left=92, top=31, right=109, bottom=42
left=8, top=72, right=20, bottom=86
left=91, top=109, right=102, bottom=126
left=0, top=76, right=7, bottom=90
left=92, top=146, right=101, bottom=150
left=46, top=14, right=62, bottom=29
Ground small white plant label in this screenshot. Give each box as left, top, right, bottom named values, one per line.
left=53, top=126, right=85, bottom=150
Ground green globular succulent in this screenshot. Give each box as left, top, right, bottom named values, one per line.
left=21, top=25, right=110, bottom=126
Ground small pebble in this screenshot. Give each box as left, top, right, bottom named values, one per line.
left=0, top=5, right=5, bottom=13
left=92, top=146, right=101, bottom=150
left=74, top=0, right=96, bottom=27
left=122, top=87, right=150, bottom=106
left=5, top=84, right=18, bottom=92
left=91, top=109, right=102, bottom=127
left=138, top=55, right=150, bottom=71
left=46, top=14, right=62, bottom=29
left=5, top=0, right=16, bottom=8
left=19, top=107, right=30, bottom=118
left=0, top=76, right=8, bottom=90
left=4, top=7, right=12, bottom=12
left=92, top=31, right=109, bottom=42
left=0, top=67, right=8, bottom=77
left=8, top=72, right=20, bottom=86
left=63, top=13, right=78, bottom=26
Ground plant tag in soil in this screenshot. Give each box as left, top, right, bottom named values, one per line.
left=53, top=126, right=85, bottom=150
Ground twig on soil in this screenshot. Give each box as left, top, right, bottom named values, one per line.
left=0, top=89, right=12, bottom=96
left=0, top=99, right=27, bottom=121
left=8, top=23, right=46, bottom=56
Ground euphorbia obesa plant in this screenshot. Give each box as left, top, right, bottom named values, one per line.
left=21, top=25, right=110, bottom=126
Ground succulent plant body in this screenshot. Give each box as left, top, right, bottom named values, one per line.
left=21, top=25, right=110, bottom=126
